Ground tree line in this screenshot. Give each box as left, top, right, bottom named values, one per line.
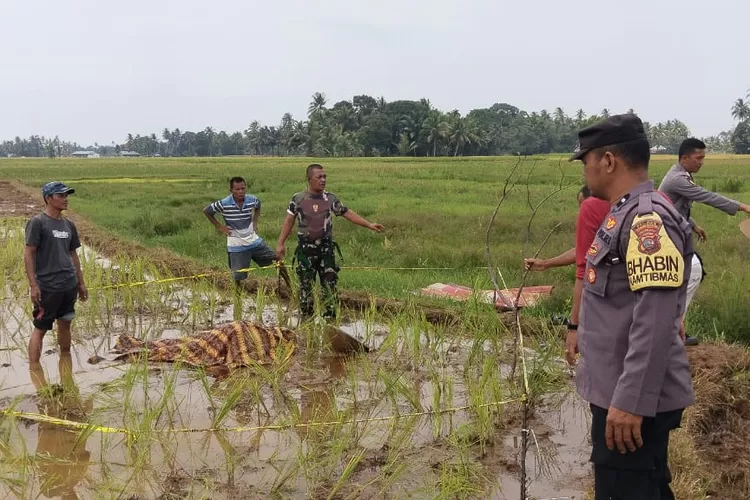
left=731, top=89, right=750, bottom=154
left=3, top=90, right=750, bottom=158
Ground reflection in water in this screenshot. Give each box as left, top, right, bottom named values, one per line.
left=29, top=355, right=93, bottom=500
left=298, top=354, right=349, bottom=443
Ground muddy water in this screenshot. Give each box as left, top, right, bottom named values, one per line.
left=2, top=320, right=590, bottom=498
left=491, top=394, right=591, bottom=500
left=2, top=327, right=352, bottom=498
left=0, top=228, right=590, bottom=499
left=0, top=295, right=468, bottom=498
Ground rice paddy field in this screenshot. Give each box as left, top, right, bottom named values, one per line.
left=1, top=155, right=750, bottom=499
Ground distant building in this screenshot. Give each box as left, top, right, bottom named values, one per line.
left=71, top=150, right=100, bottom=158
left=650, top=145, right=667, bottom=154
left=120, top=151, right=141, bottom=157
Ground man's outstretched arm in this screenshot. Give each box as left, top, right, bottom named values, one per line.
left=343, top=210, right=383, bottom=232
left=524, top=247, right=576, bottom=272
left=670, top=175, right=747, bottom=215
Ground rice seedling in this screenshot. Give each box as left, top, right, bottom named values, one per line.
left=435, top=433, right=491, bottom=499
left=0, top=206, right=599, bottom=499
left=326, top=446, right=367, bottom=499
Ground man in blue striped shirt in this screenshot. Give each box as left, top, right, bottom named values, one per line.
left=203, top=177, right=276, bottom=286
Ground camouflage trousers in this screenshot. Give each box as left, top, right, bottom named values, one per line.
left=294, top=239, right=341, bottom=318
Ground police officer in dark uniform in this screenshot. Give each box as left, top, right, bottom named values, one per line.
left=570, top=114, right=695, bottom=499
left=276, top=164, right=384, bottom=319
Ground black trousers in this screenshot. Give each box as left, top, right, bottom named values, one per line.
left=590, top=404, right=684, bottom=500
left=32, top=286, right=78, bottom=331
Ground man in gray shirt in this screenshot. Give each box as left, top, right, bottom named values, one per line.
left=658, top=138, right=750, bottom=344
left=571, top=115, right=694, bottom=499
left=24, top=182, right=88, bottom=363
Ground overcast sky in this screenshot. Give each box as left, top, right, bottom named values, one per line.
left=2, top=0, right=748, bottom=145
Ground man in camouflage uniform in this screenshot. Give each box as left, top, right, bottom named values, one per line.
left=276, top=164, right=384, bottom=319
left=570, top=115, right=695, bottom=499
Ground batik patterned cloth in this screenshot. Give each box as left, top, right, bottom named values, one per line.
left=113, top=321, right=298, bottom=368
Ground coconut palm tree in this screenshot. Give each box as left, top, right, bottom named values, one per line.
left=395, top=131, right=416, bottom=156
left=162, top=128, right=171, bottom=156
left=376, top=96, right=387, bottom=112
left=331, top=104, right=358, bottom=132
left=731, top=98, right=750, bottom=121
left=554, top=107, right=566, bottom=124
left=244, top=121, right=260, bottom=155
left=575, top=109, right=586, bottom=125
left=448, top=116, right=481, bottom=157
left=308, top=92, right=328, bottom=118
left=171, top=129, right=182, bottom=156
left=203, top=127, right=215, bottom=156
left=287, top=120, right=309, bottom=154
left=420, top=110, right=449, bottom=157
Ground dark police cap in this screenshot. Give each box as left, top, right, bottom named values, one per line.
left=569, top=114, right=648, bottom=162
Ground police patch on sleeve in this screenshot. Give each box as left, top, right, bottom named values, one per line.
left=626, top=213, right=684, bottom=291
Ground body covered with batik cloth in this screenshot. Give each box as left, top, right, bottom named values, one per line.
left=112, top=321, right=297, bottom=368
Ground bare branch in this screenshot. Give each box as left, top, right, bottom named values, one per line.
left=510, top=221, right=564, bottom=378
left=522, top=159, right=541, bottom=257
left=524, top=159, right=539, bottom=214
left=485, top=156, right=524, bottom=308
left=512, top=220, right=562, bottom=500
left=513, top=222, right=565, bottom=310
left=524, top=181, right=577, bottom=252
left=557, top=156, right=566, bottom=190
left=484, top=158, right=570, bottom=500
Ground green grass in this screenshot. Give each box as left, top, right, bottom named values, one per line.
left=0, top=215, right=571, bottom=498
left=1, top=154, right=750, bottom=342
left=2, top=156, right=749, bottom=498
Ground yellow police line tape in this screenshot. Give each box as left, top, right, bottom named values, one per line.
left=87, top=262, right=488, bottom=291
left=0, top=264, right=281, bottom=297
left=0, top=261, right=490, bottom=300
left=1, top=396, right=525, bottom=435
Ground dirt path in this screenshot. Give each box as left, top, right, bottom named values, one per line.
left=0, top=180, right=41, bottom=218
left=682, top=344, right=750, bottom=499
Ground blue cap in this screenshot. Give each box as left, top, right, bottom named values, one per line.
left=41, top=181, right=75, bottom=198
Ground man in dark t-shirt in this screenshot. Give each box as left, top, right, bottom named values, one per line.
left=276, top=164, right=384, bottom=319
left=24, top=181, right=88, bottom=363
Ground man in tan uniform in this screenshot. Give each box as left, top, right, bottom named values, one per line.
left=658, top=138, right=750, bottom=345
left=570, top=114, right=695, bottom=499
